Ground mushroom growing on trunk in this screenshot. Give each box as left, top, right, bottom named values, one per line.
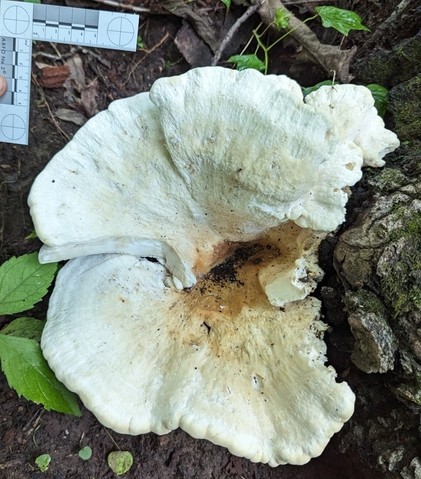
left=28, top=67, right=399, bottom=466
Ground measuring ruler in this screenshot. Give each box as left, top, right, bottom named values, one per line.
left=0, top=1, right=139, bottom=145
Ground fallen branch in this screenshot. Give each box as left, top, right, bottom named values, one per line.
left=256, top=0, right=357, bottom=82
left=33, top=73, right=71, bottom=141
left=212, top=0, right=265, bottom=66
left=125, top=32, right=171, bottom=84
left=161, top=0, right=220, bottom=53
left=90, top=0, right=150, bottom=14
left=44, top=99, right=70, bottom=141
left=361, top=0, right=412, bottom=49
left=231, top=0, right=356, bottom=82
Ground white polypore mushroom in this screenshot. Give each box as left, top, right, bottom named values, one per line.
left=27, top=67, right=400, bottom=466
left=305, top=84, right=399, bottom=167
left=28, top=67, right=386, bottom=286
left=41, top=245, right=354, bottom=466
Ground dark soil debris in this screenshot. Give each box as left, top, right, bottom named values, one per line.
left=206, top=244, right=262, bottom=285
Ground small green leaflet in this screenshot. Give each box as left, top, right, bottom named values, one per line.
left=108, top=451, right=134, bottom=476
left=35, top=454, right=51, bottom=472
left=366, top=84, right=389, bottom=118
left=137, top=34, right=145, bottom=50
left=274, top=9, right=290, bottom=30
left=316, top=6, right=370, bottom=36
left=228, top=54, right=265, bottom=72
left=79, top=446, right=93, bottom=461
left=302, top=80, right=334, bottom=97
left=1, top=315, right=44, bottom=340
left=25, top=230, right=38, bottom=240
left=220, top=0, right=231, bottom=8
left=0, top=253, right=57, bottom=315
left=0, top=317, right=81, bottom=416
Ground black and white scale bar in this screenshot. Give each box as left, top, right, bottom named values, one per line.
left=0, top=1, right=139, bottom=51
left=0, top=1, right=139, bottom=145
left=0, top=35, right=31, bottom=145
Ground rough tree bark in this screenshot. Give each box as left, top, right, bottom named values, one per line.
left=333, top=31, right=421, bottom=479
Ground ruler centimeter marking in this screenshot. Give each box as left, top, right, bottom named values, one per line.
left=0, top=1, right=139, bottom=145
left=0, top=36, right=31, bottom=144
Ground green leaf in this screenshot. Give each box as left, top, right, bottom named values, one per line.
left=25, top=230, right=38, bottom=240
left=220, top=0, right=231, bottom=8
left=0, top=318, right=81, bottom=416
left=35, top=454, right=51, bottom=472
left=366, top=83, right=389, bottom=118
left=0, top=253, right=57, bottom=315
left=107, top=451, right=134, bottom=476
left=302, top=80, right=335, bottom=97
left=1, top=316, right=44, bottom=341
left=79, top=446, right=93, bottom=461
left=274, top=9, right=290, bottom=30
left=316, top=6, right=370, bottom=36
left=228, top=54, right=265, bottom=72
left=137, top=35, right=145, bottom=50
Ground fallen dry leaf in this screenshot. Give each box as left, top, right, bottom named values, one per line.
left=162, top=0, right=220, bottom=53
left=80, top=79, right=99, bottom=118
left=38, top=65, right=71, bottom=89
left=175, top=21, right=213, bottom=67
left=34, top=61, right=52, bottom=70
left=66, top=54, right=86, bottom=91
left=55, top=108, right=87, bottom=126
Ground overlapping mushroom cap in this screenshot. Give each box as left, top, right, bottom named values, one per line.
left=28, top=67, right=399, bottom=466
left=28, top=67, right=399, bottom=286
left=42, top=235, right=350, bottom=466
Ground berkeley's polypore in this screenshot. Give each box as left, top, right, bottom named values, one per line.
left=28, top=67, right=399, bottom=466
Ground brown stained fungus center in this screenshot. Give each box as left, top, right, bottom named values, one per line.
left=180, top=221, right=312, bottom=321
left=164, top=221, right=323, bottom=367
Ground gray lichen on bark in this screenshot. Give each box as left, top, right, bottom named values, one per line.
left=344, top=290, right=398, bottom=373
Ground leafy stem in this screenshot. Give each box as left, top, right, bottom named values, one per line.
left=266, top=14, right=318, bottom=52
left=229, top=6, right=369, bottom=74
left=254, top=14, right=319, bottom=74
